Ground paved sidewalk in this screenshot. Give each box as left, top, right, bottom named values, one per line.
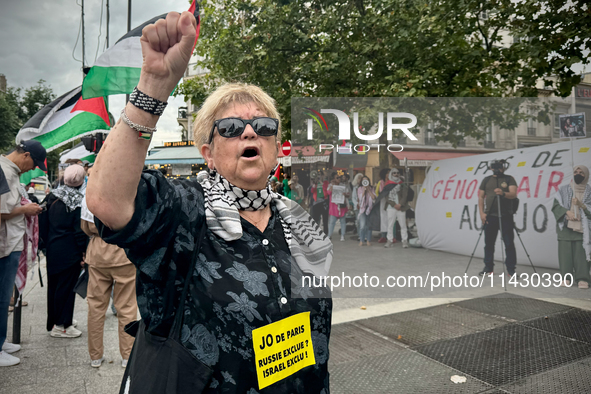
left=2, top=241, right=591, bottom=393
left=1, top=257, right=126, bottom=394
left=330, top=293, right=591, bottom=393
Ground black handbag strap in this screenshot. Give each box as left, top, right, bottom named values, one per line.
left=170, top=216, right=207, bottom=341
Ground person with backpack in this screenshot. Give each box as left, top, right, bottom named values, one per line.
left=478, top=160, right=518, bottom=277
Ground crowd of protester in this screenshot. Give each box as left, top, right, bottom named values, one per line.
left=0, top=144, right=136, bottom=368
left=277, top=168, right=415, bottom=247
left=0, top=136, right=414, bottom=370
left=2, top=136, right=590, bottom=375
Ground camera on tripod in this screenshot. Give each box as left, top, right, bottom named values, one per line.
left=488, top=159, right=509, bottom=175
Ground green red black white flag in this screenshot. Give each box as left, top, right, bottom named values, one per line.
left=16, top=85, right=111, bottom=152
left=82, top=0, right=201, bottom=99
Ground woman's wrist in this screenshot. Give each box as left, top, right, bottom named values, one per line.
left=125, top=102, right=159, bottom=129
left=137, top=74, right=174, bottom=102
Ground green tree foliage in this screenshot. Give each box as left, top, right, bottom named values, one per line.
left=178, top=0, right=590, bottom=142
left=0, top=88, right=23, bottom=153
left=0, top=80, right=55, bottom=153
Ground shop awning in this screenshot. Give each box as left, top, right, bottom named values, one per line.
left=333, top=153, right=368, bottom=170
left=278, top=145, right=331, bottom=166
left=390, top=151, right=477, bottom=167
left=145, top=146, right=205, bottom=165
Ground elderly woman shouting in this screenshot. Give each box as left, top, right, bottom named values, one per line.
left=87, top=11, right=332, bottom=394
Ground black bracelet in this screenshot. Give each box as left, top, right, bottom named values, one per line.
left=129, top=87, right=168, bottom=116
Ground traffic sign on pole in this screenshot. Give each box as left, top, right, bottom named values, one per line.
left=282, top=140, right=292, bottom=156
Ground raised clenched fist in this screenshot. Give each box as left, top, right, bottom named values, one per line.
left=137, top=11, right=197, bottom=102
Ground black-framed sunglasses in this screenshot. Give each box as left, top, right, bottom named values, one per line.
left=208, top=117, right=279, bottom=143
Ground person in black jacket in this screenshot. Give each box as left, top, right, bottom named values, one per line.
left=40, top=164, right=88, bottom=338
left=478, top=160, right=518, bottom=277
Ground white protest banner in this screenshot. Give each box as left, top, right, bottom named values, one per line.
left=416, top=139, right=591, bottom=269
left=331, top=185, right=346, bottom=204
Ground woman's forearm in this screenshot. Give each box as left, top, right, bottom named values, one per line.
left=87, top=11, right=195, bottom=231
left=86, top=102, right=158, bottom=231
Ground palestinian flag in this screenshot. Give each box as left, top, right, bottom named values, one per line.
left=59, top=143, right=96, bottom=164
left=82, top=0, right=201, bottom=99
left=19, top=166, right=47, bottom=185
left=16, top=86, right=110, bottom=152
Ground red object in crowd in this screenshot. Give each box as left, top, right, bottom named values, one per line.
left=281, top=140, right=292, bottom=156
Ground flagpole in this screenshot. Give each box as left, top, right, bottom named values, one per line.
left=81, top=0, right=86, bottom=75
left=125, top=0, right=132, bottom=103
left=106, top=0, right=110, bottom=49
left=571, top=86, right=577, bottom=168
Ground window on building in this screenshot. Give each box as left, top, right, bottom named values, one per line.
left=425, top=122, right=436, bottom=145
left=484, top=125, right=495, bottom=148
left=554, top=113, right=564, bottom=138
left=527, top=109, right=536, bottom=136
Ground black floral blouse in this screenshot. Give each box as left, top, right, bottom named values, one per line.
left=97, top=170, right=332, bottom=393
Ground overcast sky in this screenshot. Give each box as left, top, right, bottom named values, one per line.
left=0, top=0, right=193, bottom=148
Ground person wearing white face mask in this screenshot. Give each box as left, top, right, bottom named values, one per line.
left=552, top=165, right=591, bottom=288
left=384, top=168, right=410, bottom=248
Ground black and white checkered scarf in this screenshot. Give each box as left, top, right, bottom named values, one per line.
left=52, top=184, right=85, bottom=212
left=198, top=171, right=332, bottom=278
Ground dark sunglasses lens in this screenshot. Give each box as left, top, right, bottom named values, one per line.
left=253, top=118, right=277, bottom=136
left=217, top=119, right=245, bottom=137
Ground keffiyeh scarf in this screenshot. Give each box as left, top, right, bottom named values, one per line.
left=198, top=171, right=332, bottom=277
left=16, top=185, right=38, bottom=293
left=52, top=185, right=85, bottom=212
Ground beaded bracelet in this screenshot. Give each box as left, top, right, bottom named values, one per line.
left=120, top=108, right=156, bottom=141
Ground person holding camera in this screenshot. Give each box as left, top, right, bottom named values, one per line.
left=478, top=160, right=518, bottom=277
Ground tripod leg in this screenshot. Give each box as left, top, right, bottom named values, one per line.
left=497, top=196, right=507, bottom=292
left=465, top=225, right=486, bottom=274
left=515, top=228, right=537, bottom=274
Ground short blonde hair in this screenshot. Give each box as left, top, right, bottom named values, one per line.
left=192, top=83, right=281, bottom=149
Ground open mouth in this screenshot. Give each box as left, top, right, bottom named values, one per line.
left=241, top=147, right=260, bottom=158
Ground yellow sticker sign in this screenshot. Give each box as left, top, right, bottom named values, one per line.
left=446, top=212, right=452, bottom=218
left=580, top=147, right=589, bottom=153
left=467, top=167, right=474, bottom=171
left=422, top=188, right=426, bottom=193
left=434, top=167, right=440, bottom=171
left=252, top=312, right=315, bottom=390
left=517, top=161, right=526, bottom=167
